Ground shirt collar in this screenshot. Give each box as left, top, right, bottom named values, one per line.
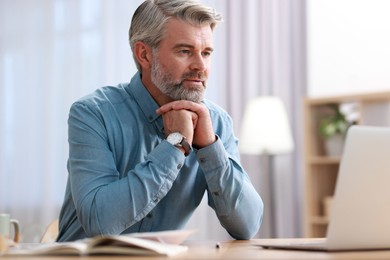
left=126, top=72, right=161, bottom=123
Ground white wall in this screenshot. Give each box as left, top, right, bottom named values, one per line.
left=307, top=0, right=390, bottom=97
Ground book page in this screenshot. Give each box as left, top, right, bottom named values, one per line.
left=129, top=229, right=197, bottom=244
left=5, top=242, right=88, bottom=256
left=88, top=236, right=188, bottom=256
left=3, top=229, right=194, bottom=256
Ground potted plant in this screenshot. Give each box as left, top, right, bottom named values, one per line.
left=319, top=105, right=351, bottom=156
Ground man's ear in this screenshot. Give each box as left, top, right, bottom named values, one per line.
left=133, top=41, right=153, bottom=70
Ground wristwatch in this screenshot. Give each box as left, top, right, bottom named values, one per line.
left=166, top=132, right=192, bottom=156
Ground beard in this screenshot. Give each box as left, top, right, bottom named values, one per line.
left=150, top=55, right=207, bottom=103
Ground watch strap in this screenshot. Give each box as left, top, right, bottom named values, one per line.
left=179, top=138, right=192, bottom=156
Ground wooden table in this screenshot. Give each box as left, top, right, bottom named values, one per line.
left=3, top=239, right=390, bottom=259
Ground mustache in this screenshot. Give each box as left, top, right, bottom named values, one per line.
left=181, top=71, right=207, bottom=82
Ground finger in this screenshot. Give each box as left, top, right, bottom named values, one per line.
left=157, top=100, right=203, bottom=114
left=156, top=101, right=189, bottom=114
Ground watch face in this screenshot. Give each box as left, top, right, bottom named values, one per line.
left=167, top=132, right=183, bottom=145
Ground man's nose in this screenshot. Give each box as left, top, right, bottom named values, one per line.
left=189, top=53, right=207, bottom=71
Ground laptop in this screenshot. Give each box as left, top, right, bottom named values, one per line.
left=258, top=125, right=390, bottom=251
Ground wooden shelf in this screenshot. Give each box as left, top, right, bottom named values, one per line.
left=303, top=91, right=390, bottom=237
left=308, top=156, right=341, bottom=165
left=310, top=216, right=329, bottom=225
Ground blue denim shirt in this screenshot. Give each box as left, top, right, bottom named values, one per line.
left=57, top=72, right=263, bottom=242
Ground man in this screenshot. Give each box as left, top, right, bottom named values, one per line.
left=57, top=0, right=263, bottom=242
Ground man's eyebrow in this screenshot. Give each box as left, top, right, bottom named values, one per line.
left=173, top=43, right=214, bottom=52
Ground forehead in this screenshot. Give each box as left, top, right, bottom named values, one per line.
left=160, top=18, right=214, bottom=49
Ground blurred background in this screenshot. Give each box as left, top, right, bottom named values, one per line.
left=1, top=0, right=389, bottom=242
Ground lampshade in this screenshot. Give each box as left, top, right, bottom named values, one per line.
left=239, top=96, right=294, bottom=155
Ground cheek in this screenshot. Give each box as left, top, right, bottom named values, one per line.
left=157, top=59, right=177, bottom=73
left=166, top=60, right=189, bottom=77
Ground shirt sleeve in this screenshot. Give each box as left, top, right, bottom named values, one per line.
left=67, top=102, right=185, bottom=236
left=195, top=120, right=264, bottom=239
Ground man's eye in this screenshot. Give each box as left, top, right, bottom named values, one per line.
left=180, top=50, right=191, bottom=54
left=202, top=52, right=212, bottom=57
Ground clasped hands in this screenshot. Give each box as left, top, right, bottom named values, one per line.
left=156, top=100, right=216, bottom=149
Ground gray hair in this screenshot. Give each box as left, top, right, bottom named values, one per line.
left=129, top=0, right=222, bottom=72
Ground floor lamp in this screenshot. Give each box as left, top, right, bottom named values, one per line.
left=239, top=96, right=294, bottom=238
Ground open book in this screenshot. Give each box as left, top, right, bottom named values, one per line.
left=5, top=230, right=195, bottom=256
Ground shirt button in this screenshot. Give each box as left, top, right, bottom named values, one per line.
left=146, top=213, right=153, bottom=218
left=177, top=164, right=182, bottom=169
left=200, top=158, right=206, bottom=163
left=153, top=197, right=159, bottom=203
left=213, top=191, right=220, bottom=196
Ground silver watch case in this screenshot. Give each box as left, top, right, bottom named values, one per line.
left=166, top=132, right=192, bottom=156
